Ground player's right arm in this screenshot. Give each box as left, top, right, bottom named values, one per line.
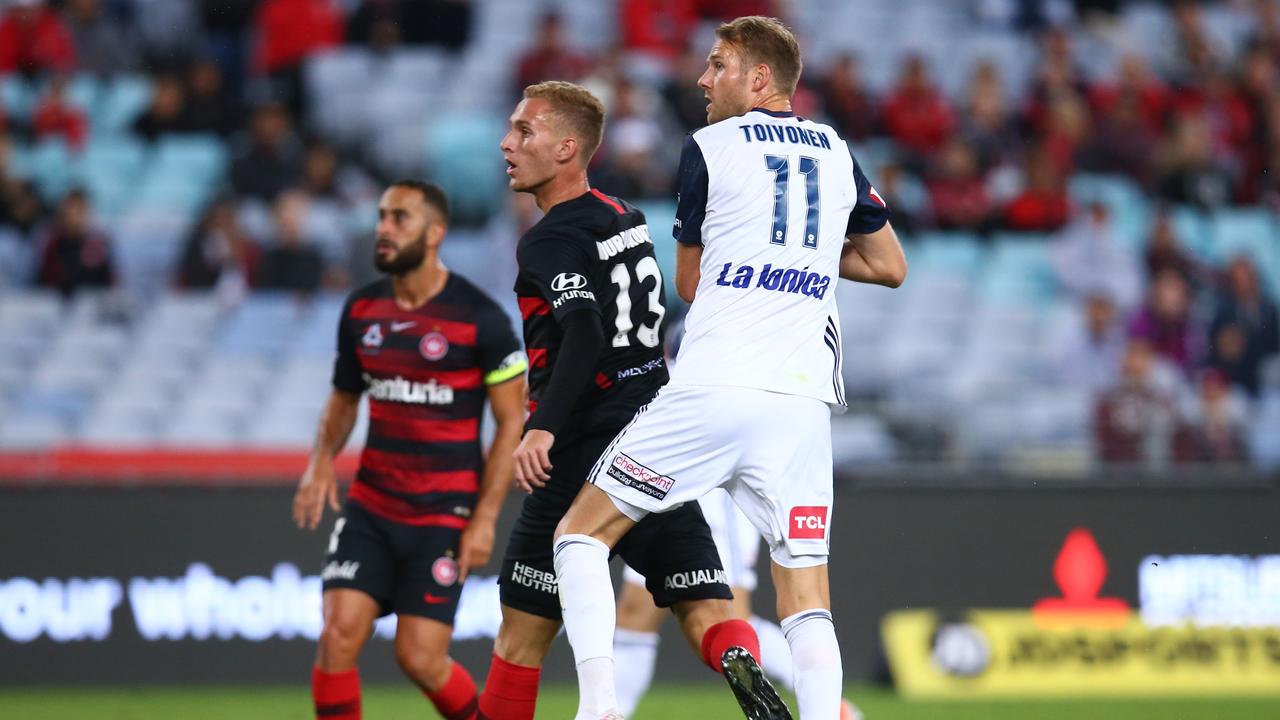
left=673, top=135, right=708, bottom=303
left=294, top=295, right=368, bottom=530
left=293, top=389, right=360, bottom=529
left=675, top=244, right=703, bottom=303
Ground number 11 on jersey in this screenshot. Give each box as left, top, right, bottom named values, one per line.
left=765, top=154, right=821, bottom=249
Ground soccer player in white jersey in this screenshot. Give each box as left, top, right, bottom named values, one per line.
left=551, top=16, right=906, bottom=720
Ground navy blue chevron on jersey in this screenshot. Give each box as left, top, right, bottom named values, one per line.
left=333, top=274, right=525, bottom=525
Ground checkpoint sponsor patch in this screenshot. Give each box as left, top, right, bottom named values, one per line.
left=605, top=453, right=674, bottom=500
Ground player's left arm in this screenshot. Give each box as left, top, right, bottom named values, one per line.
left=514, top=309, right=604, bottom=489
left=840, top=153, right=907, bottom=287
left=512, top=237, right=606, bottom=489
left=841, top=223, right=907, bottom=287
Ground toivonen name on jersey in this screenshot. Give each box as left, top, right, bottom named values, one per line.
left=364, top=375, right=455, bottom=405
left=715, top=262, right=832, bottom=300
left=595, top=224, right=653, bottom=260
left=737, top=123, right=833, bottom=149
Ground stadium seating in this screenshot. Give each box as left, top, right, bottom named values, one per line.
left=2, top=0, right=1278, bottom=470
left=425, top=113, right=509, bottom=225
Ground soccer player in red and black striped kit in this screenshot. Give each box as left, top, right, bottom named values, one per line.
left=293, top=181, right=528, bottom=720
left=479, top=82, right=785, bottom=720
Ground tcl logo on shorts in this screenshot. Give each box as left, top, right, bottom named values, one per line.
left=788, top=506, right=828, bottom=540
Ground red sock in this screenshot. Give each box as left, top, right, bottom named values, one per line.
left=700, top=618, right=762, bottom=673
left=427, top=661, right=479, bottom=720
left=312, top=666, right=361, bottom=719
left=477, top=653, right=540, bottom=720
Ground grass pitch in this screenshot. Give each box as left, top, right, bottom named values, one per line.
left=1, top=684, right=1277, bottom=719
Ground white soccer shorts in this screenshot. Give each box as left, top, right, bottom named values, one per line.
left=623, top=487, right=762, bottom=590
left=592, top=385, right=833, bottom=568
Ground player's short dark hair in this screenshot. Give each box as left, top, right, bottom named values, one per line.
left=390, top=180, right=450, bottom=223
left=716, top=16, right=803, bottom=97
left=522, top=81, right=606, bottom=164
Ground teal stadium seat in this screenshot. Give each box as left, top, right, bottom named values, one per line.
left=0, top=75, right=37, bottom=120
left=93, top=74, right=153, bottom=134
left=1068, top=173, right=1151, bottom=251
left=132, top=135, right=227, bottom=213
left=82, top=136, right=148, bottom=219
left=633, top=201, right=679, bottom=306
left=14, top=139, right=75, bottom=203
left=426, top=114, right=508, bottom=225
left=911, top=232, right=987, bottom=279
left=64, top=74, right=102, bottom=116
left=1168, top=205, right=1215, bottom=261
left=1209, top=209, right=1280, bottom=298
left=980, top=233, right=1059, bottom=307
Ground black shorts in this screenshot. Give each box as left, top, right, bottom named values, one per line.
left=321, top=501, right=464, bottom=624
left=499, top=427, right=732, bottom=620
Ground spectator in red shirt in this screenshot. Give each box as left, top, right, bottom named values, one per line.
left=621, top=0, right=697, bottom=61
left=515, top=12, right=590, bottom=93
left=1039, top=91, right=1090, bottom=175
left=36, top=189, right=115, bottom=297
left=33, top=76, right=88, bottom=150
left=821, top=53, right=877, bottom=143
left=252, top=0, right=343, bottom=112
left=926, top=139, right=994, bottom=232
left=1081, top=92, right=1157, bottom=184
left=253, top=0, right=343, bottom=75
left=1088, top=55, right=1170, bottom=136
left=1173, top=66, right=1255, bottom=173
left=1004, top=148, right=1071, bottom=232
left=0, top=0, right=77, bottom=76
left=882, top=54, right=955, bottom=165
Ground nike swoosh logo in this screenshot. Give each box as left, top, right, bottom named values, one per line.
left=423, top=593, right=451, bottom=605
left=391, top=321, right=417, bottom=331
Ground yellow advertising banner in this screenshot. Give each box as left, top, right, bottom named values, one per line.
left=882, top=608, right=1280, bottom=698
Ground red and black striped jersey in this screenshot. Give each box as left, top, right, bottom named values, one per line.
left=514, top=189, right=670, bottom=434
left=333, top=274, right=525, bottom=525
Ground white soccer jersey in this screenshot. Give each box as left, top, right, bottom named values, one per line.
left=669, top=108, right=889, bottom=406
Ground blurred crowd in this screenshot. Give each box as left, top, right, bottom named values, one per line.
left=0, top=0, right=1278, bottom=466
left=1046, top=202, right=1277, bottom=464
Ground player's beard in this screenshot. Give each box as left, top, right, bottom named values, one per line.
left=374, top=231, right=428, bottom=275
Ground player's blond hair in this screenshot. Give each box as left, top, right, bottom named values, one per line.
left=522, top=81, right=606, bottom=164
left=715, top=16, right=803, bottom=97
